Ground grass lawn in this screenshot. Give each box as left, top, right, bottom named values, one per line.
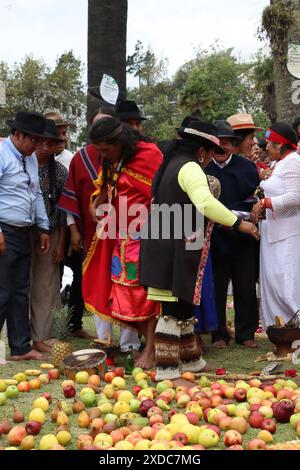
left=1, top=309, right=300, bottom=450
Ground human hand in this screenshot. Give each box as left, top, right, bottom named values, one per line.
left=0, top=232, right=6, bottom=255
left=39, top=233, right=50, bottom=254
left=250, top=201, right=264, bottom=225
left=237, top=220, right=260, bottom=240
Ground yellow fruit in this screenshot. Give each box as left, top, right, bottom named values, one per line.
left=39, top=434, right=58, bottom=450
left=79, top=387, right=95, bottom=399
left=111, top=376, right=126, bottom=390
left=114, top=440, right=134, bottom=450
left=33, top=397, right=49, bottom=412
left=135, top=439, right=151, bottom=450
left=113, top=401, right=130, bottom=416
left=134, top=372, right=148, bottom=383
left=118, top=391, right=134, bottom=403
left=0, top=380, right=7, bottom=392
left=56, top=431, right=72, bottom=446
left=24, top=369, right=41, bottom=376
left=94, top=433, right=113, bottom=447
left=29, top=408, right=46, bottom=424
left=4, top=379, right=18, bottom=386
left=13, top=373, right=28, bottom=383
left=40, top=363, right=55, bottom=370
left=75, top=371, right=90, bottom=384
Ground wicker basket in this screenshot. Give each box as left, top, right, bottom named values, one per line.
left=63, top=349, right=107, bottom=380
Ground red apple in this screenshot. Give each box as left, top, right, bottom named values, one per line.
left=249, top=412, right=264, bottom=429
left=203, top=408, right=212, bottom=422
left=114, top=367, right=124, bottom=377
left=25, top=421, right=42, bottom=436
left=273, top=400, right=294, bottom=423
left=224, top=430, right=243, bottom=447
left=206, top=424, right=221, bottom=437
left=167, top=409, right=179, bottom=420
left=48, top=368, right=60, bottom=380
left=226, top=445, right=244, bottom=450
left=247, top=438, right=267, bottom=450
left=139, top=399, right=156, bottom=416
left=261, top=418, right=276, bottom=433
left=250, top=404, right=261, bottom=413
left=234, top=388, right=247, bottom=402
left=173, top=433, right=188, bottom=445
left=185, top=412, right=200, bottom=425
left=132, top=386, right=142, bottom=395
left=63, top=385, right=76, bottom=399
left=40, top=392, right=52, bottom=403
left=230, top=417, right=248, bottom=434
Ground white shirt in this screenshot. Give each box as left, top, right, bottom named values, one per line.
left=55, top=149, right=73, bottom=171
left=212, top=155, right=233, bottom=169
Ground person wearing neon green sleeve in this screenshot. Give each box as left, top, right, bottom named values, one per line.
left=140, top=121, right=259, bottom=385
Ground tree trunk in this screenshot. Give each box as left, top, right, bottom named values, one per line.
left=271, top=0, right=300, bottom=122
left=87, top=0, right=127, bottom=123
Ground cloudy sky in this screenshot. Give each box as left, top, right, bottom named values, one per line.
left=0, top=0, right=269, bottom=83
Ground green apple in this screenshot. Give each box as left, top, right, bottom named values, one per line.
left=132, top=367, right=143, bottom=379
left=198, top=376, right=211, bottom=388
left=129, top=398, right=141, bottom=413
left=5, top=385, right=19, bottom=399
left=156, top=381, right=169, bottom=394
left=198, top=429, right=219, bottom=449
left=82, top=392, right=96, bottom=407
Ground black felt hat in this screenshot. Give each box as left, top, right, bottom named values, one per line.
left=7, top=111, right=47, bottom=137
left=214, top=120, right=241, bottom=140
left=177, top=121, right=225, bottom=154
left=116, top=100, right=147, bottom=121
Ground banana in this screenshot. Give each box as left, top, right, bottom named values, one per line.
left=40, top=363, right=55, bottom=370
left=4, top=379, right=18, bottom=385
left=24, top=369, right=41, bottom=376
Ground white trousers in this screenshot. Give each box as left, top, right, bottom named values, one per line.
left=93, top=316, right=140, bottom=352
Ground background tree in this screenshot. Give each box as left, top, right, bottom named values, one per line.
left=87, top=0, right=128, bottom=122
left=0, top=52, right=86, bottom=148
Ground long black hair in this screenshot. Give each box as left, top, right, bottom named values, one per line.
left=47, top=154, right=57, bottom=214
left=90, top=118, right=152, bottom=185
left=152, top=137, right=213, bottom=202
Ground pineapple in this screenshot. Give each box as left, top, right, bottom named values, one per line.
left=51, top=307, right=73, bottom=367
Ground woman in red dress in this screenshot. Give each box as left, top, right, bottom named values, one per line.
left=82, top=117, right=163, bottom=369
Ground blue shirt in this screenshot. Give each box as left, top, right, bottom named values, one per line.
left=0, top=137, right=49, bottom=232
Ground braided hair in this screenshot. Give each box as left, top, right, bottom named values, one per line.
left=47, top=154, right=57, bottom=215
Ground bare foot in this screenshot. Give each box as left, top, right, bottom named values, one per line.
left=70, top=329, right=95, bottom=339
left=213, top=340, right=227, bottom=349
left=240, top=340, right=257, bottom=349
left=45, top=338, right=59, bottom=346
left=33, top=341, right=52, bottom=353
left=10, top=349, right=46, bottom=361
left=134, top=351, right=155, bottom=370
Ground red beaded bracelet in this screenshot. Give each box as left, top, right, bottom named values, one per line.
left=260, top=198, right=273, bottom=210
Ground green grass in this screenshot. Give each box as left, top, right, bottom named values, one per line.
left=1, top=310, right=300, bottom=450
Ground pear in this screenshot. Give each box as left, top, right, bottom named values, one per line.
left=56, top=411, right=69, bottom=427
left=61, top=401, right=72, bottom=416
left=72, top=399, right=85, bottom=414
left=12, top=405, right=25, bottom=423
left=78, top=410, right=91, bottom=428
left=0, top=415, right=12, bottom=434
left=20, top=435, right=35, bottom=450
left=89, top=407, right=101, bottom=420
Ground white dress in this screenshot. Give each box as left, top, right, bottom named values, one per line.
left=260, top=152, right=300, bottom=330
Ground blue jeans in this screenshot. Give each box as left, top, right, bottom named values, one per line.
left=0, top=224, right=32, bottom=355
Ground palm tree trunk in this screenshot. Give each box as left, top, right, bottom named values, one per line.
left=87, top=0, right=128, bottom=122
